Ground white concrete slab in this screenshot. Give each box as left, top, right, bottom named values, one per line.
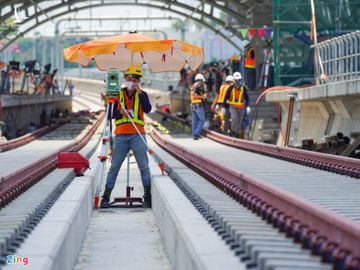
left=73, top=153, right=171, bottom=270
left=2, top=142, right=101, bottom=270
left=149, top=140, right=244, bottom=270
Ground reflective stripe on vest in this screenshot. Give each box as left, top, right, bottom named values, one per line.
left=115, top=90, right=145, bottom=126
left=217, top=84, right=230, bottom=103
left=245, top=48, right=255, bottom=69
left=227, top=87, right=245, bottom=107
left=191, top=95, right=203, bottom=104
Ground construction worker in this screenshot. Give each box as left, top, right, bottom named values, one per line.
left=244, top=40, right=256, bottom=91
left=190, top=73, right=206, bottom=140
left=222, top=71, right=250, bottom=138
left=211, top=75, right=234, bottom=135
left=101, top=65, right=152, bottom=208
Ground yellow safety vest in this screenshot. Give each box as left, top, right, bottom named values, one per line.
left=217, top=84, right=230, bottom=104
left=115, top=90, right=144, bottom=126
left=191, top=83, right=205, bottom=104
left=227, top=86, right=245, bottom=108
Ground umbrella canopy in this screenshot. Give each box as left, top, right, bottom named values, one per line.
left=63, top=32, right=204, bottom=72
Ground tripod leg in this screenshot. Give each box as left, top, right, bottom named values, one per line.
left=94, top=103, right=111, bottom=208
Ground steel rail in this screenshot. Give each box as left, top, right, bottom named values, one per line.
left=155, top=109, right=188, bottom=124
left=0, top=111, right=104, bottom=209
left=0, top=123, right=60, bottom=153
left=149, top=127, right=360, bottom=269
left=203, top=129, right=360, bottom=179
left=155, top=110, right=360, bottom=178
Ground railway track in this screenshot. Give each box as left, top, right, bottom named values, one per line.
left=155, top=110, right=360, bottom=178
left=1, top=92, right=358, bottom=269
left=0, top=92, right=104, bottom=153
left=0, top=123, right=60, bottom=153
left=69, top=88, right=104, bottom=113
left=0, top=111, right=104, bottom=265
left=148, top=112, right=360, bottom=270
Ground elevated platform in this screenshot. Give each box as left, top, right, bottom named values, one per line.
left=266, top=79, right=360, bottom=101
left=1, top=94, right=70, bottom=108
left=265, top=79, right=360, bottom=146
left=0, top=94, right=72, bottom=139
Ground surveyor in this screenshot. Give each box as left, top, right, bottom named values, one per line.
left=101, top=65, right=152, bottom=208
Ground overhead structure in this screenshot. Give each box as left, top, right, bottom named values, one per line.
left=0, top=0, right=272, bottom=53
left=273, top=0, right=360, bottom=86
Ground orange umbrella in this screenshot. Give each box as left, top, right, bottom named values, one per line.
left=63, top=32, right=204, bottom=72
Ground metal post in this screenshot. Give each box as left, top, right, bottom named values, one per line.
left=180, top=22, right=185, bottom=41
left=126, top=152, right=130, bottom=194
left=50, top=42, right=54, bottom=68
left=284, top=94, right=296, bottom=147
left=32, top=38, right=36, bottom=60
left=42, top=39, right=46, bottom=68
left=59, top=39, right=64, bottom=93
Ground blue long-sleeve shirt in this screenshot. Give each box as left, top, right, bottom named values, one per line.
left=222, top=85, right=249, bottom=109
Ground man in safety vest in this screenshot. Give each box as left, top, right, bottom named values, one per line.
left=190, top=73, right=207, bottom=140
left=222, top=71, right=250, bottom=138
left=211, top=75, right=234, bottom=135
left=244, top=41, right=256, bottom=91
left=101, top=65, right=152, bottom=208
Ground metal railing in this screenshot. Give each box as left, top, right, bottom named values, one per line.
left=317, top=31, right=360, bottom=83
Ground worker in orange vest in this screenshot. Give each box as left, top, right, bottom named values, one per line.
left=211, top=75, right=234, bottom=135
left=222, top=71, right=250, bottom=138
left=244, top=40, right=256, bottom=91
left=100, top=65, right=152, bottom=208
left=190, top=73, right=207, bottom=140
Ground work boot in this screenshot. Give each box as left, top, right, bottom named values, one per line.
left=100, top=196, right=110, bottom=208
left=100, top=188, right=112, bottom=208
left=230, top=131, right=237, bottom=138
left=193, top=135, right=200, bottom=140
left=143, top=193, right=152, bottom=208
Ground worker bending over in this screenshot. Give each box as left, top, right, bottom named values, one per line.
left=211, top=75, right=234, bottom=135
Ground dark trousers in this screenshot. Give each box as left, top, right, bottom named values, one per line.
left=245, top=68, right=256, bottom=91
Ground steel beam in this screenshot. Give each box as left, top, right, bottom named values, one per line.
left=1, top=2, right=243, bottom=54
left=0, top=0, right=247, bottom=49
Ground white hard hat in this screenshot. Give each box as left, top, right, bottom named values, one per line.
left=195, top=73, right=205, bottom=81
left=233, top=72, right=242, bottom=80
left=225, top=75, right=234, bottom=82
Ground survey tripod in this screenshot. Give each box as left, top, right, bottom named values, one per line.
left=94, top=70, right=164, bottom=209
